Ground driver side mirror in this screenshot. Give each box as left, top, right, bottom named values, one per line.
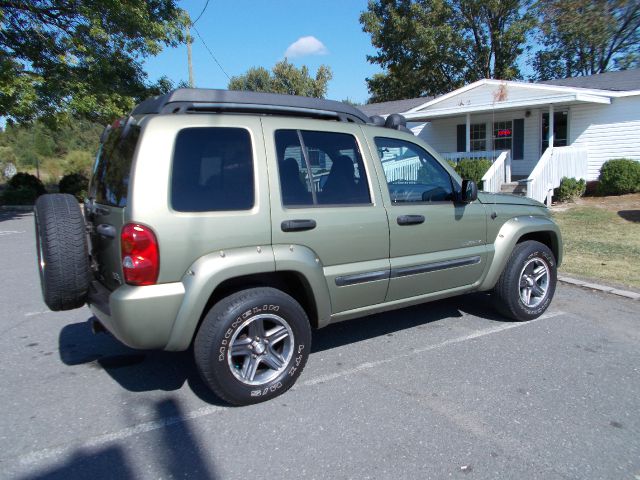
left=460, top=179, right=478, bottom=203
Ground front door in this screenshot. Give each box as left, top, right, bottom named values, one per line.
left=542, top=110, right=568, bottom=152
left=366, top=134, right=488, bottom=302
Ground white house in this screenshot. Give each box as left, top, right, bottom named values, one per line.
left=360, top=69, right=640, bottom=202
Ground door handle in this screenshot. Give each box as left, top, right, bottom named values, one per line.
left=397, top=215, right=425, bottom=226
left=281, top=219, right=317, bottom=232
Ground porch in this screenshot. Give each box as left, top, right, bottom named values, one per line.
left=400, top=80, right=606, bottom=203
left=439, top=146, right=588, bottom=204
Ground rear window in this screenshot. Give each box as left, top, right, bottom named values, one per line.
left=171, top=127, right=254, bottom=212
left=91, top=124, right=141, bottom=207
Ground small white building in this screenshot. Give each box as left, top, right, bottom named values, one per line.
left=361, top=69, right=640, bottom=202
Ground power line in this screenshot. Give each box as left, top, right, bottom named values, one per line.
left=193, top=25, right=231, bottom=81
left=192, top=0, right=210, bottom=26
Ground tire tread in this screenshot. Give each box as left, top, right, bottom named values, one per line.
left=34, top=193, right=90, bottom=311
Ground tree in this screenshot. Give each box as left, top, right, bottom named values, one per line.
left=360, top=0, right=535, bottom=102
left=532, top=0, right=640, bottom=80
left=0, top=1, right=187, bottom=124
left=228, top=60, right=333, bottom=98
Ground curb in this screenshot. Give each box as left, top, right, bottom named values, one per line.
left=559, top=275, right=640, bottom=301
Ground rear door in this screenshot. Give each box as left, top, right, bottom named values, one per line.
left=365, top=132, right=488, bottom=302
left=262, top=118, right=390, bottom=314
left=86, top=119, right=141, bottom=290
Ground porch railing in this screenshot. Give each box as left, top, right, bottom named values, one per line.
left=382, top=156, right=421, bottom=182
left=441, top=150, right=504, bottom=164
left=526, top=146, right=588, bottom=204
left=480, top=150, right=511, bottom=193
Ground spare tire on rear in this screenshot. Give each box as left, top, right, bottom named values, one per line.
left=34, top=193, right=91, bottom=311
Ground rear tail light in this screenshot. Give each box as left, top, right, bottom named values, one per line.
left=121, top=223, right=159, bottom=286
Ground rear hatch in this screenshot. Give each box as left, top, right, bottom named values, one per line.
left=86, top=118, right=142, bottom=291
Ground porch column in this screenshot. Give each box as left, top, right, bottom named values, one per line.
left=548, top=104, right=555, bottom=149
left=465, top=113, right=471, bottom=152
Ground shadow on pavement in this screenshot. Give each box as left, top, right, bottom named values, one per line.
left=58, top=319, right=225, bottom=406
left=153, top=398, right=218, bottom=478
left=0, top=210, right=32, bottom=223
left=57, top=292, right=506, bottom=403
left=20, top=445, right=135, bottom=480
left=20, top=398, right=218, bottom=480
left=312, top=291, right=506, bottom=353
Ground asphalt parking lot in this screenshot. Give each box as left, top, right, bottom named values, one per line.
left=1, top=210, right=639, bottom=480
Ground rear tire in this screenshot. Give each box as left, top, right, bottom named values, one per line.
left=493, top=240, right=557, bottom=321
left=194, top=287, right=311, bottom=406
left=34, top=194, right=91, bottom=311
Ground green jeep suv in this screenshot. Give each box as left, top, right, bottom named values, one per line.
left=34, top=89, right=562, bottom=405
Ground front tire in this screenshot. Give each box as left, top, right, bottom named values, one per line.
left=493, top=240, right=557, bottom=321
left=194, top=287, right=311, bottom=406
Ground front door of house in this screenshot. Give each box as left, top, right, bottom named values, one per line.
left=542, top=110, right=568, bottom=152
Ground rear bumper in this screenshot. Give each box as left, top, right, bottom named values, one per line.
left=88, top=280, right=185, bottom=350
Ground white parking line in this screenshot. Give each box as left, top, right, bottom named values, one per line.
left=9, top=309, right=565, bottom=471
left=24, top=311, right=52, bottom=317
left=0, top=230, right=25, bottom=236
left=17, top=404, right=227, bottom=468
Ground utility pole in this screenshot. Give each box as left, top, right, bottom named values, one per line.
left=186, top=24, right=195, bottom=87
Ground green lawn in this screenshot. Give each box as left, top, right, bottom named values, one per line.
left=552, top=205, right=640, bottom=289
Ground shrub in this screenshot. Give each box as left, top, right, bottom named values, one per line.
left=59, top=173, right=88, bottom=202
left=554, top=177, right=586, bottom=202
left=1, top=172, right=47, bottom=205
left=449, top=158, right=492, bottom=189
left=598, top=158, right=640, bottom=195
left=62, top=150, right=94, bottom=176
left=8, top=172, right=47, bottom=195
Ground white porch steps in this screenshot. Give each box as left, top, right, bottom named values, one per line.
left=500, top=181, right=528, bottom=196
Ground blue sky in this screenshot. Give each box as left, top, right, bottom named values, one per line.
left=144, top=0, right=382, bottom=104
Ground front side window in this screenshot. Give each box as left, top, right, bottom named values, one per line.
left=275, top=130, right=371, bottom=207
left=375, top=137, right=454, bottom=203
left=171, top=128, right=254, bottom=212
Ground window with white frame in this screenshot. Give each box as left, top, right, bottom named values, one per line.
left=470, top=123, right=486, bottom=151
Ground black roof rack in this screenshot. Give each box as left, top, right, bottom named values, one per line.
left=132, top=88, right=372, bottom=124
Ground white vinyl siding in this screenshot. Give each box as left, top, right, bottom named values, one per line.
left=570, top=96, right=640, bottom=180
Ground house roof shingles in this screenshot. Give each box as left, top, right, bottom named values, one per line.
left=536, top=69, right=640, bottom=91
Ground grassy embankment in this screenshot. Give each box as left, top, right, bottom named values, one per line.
left=552, top=194, right=640, bottom=289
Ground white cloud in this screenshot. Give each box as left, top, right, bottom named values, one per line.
left=284, top=36, right=329, bottom=58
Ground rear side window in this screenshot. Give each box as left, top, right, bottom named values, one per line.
left=275, top=129, right=371, bottom=207
left=171, top=128, right=254, bottom=212
left=92, top=124, right=141, bottom=207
